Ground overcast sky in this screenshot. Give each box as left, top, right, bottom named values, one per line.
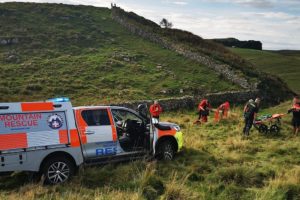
left=1, top=0, right=300, bottom=50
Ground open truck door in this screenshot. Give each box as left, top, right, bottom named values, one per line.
left=137, top=104, right=154, bottom=153
left=74, top=108, right=118, bottom=159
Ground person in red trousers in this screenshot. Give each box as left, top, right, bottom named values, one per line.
left=215, top=101, right=230, bottom=121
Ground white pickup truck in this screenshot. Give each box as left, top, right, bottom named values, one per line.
left=0, top=98, right=183, bottom=184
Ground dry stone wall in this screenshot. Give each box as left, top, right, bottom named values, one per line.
left=0, top=37, right=19, bottom=45
left=111, top=7, right=255, bottom=90
left=112, top=90, right=258, bottom=111
left=109, top=7, right=292, bottom=110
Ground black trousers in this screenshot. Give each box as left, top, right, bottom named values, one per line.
left=243, top=118, right=253, bottom=136
left=153, top=116, right=160, bottom=121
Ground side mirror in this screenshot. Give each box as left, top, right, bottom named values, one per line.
left=152, top=118, right=159, bottom=125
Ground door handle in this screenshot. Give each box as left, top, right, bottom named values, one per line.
left=85, top=130, right=95, bottom=135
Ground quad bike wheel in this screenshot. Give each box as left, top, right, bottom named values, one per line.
left=270, top=125, right=280, bottom=134
left=258, top=124, right=268, bottom=134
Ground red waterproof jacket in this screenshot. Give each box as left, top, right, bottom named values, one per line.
left=219, top=101, right=230, bottom=111
left=198, top=99, right=211, bottom=111
left=149, top=104, right=163, bottom=117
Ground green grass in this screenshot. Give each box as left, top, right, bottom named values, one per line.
left=1, top=101, right=299, bottom=199
left=230, top=48, right=300, bottom=94
left=0, top=3, right=238, bottom=105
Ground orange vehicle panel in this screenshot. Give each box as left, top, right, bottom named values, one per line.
left=74, top=109, right=87, bottom=144
left=0, top=133, right=28, bottom=151
left=58, top=130, right=69, bottom=144
left=158, top=128, right=176, bottom=138
left=21, top=102, right=54, bottom=112
left=70, top=129, right=81, bottom=147
left=107, top=108, right=117, bottom=142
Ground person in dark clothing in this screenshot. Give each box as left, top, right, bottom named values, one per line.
left=288, top=96, right=300, bottom=135
left=243, top=98, right=260, bottom=136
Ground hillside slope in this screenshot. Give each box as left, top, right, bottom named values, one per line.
left=110, top=6, right=293, bottom=104
left=0, top=2, right=238, bottom=105
left=231, top=48, right=300, bottom=94
left=0, top=2, right=294, bottom=106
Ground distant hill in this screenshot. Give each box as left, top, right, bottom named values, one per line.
left=213, top=38, right=262, bottom=50
left=0, top=2, right=293, bottom=105
left=231, top=48, right=300, bottom=94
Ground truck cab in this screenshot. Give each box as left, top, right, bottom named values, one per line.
left=73, top=105, right=183, bottom=163
left=0, top=99, right=183, bottom=184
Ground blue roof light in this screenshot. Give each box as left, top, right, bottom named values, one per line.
left=47, top=97, right=70, bottom=102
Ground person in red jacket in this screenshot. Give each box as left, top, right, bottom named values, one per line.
left=149, top=100, right=163, bottom=120
left=215, top=101, right=230, bottom=121
left=196, top=99, right=212, bottom=123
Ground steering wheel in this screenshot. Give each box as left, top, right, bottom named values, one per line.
left=121, top=120, right=128, bottom=131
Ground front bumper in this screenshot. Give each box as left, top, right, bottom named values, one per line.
left=175, top=131, right=183, bottom=151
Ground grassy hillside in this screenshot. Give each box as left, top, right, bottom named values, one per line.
left=0, top=2, right=239, bottom=105
left=230, top=48, right=300, bottom=94
left=1, top=101, right=299, bottom=199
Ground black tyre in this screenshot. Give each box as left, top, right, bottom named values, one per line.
left=270, top=125, right=280, bottom=134
left=258, top=124, right=268, bottom=134
left=42, top=156, right=75, bottom=184
left=157, top=140, right=176, bottom=161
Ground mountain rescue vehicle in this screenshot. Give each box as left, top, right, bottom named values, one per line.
left=0, top=98, right=183, bottom=184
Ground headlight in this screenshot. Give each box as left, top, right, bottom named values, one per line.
left=174, top=125, right=181, bottom=132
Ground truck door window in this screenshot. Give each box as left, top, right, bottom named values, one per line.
left=81, top=109, right=111, bottom=126
left=111, top=109, right=142, bottom=124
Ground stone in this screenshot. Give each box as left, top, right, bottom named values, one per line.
left=6, top=54, right=19, bottom=63
left=123, top=57, right=130, bottom=62
left=0, top=39, right=8, bottom=45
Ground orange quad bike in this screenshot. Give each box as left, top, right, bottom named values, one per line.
left=253, top=113, right=285, bottom=134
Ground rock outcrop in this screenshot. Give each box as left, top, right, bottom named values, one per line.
left=213, top=38, right=262, bottom=50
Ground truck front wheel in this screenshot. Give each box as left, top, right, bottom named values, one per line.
left=42, top=156, right=75, bottom=184
left=158, top=140, right=176, bottom=161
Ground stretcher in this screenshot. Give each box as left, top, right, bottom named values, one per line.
left=253, top=113, right=285, bottom=134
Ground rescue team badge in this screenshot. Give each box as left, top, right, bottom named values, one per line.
left=47, top=114, right=63, bottom=129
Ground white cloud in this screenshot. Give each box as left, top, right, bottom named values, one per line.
left=231, top=0, right=274, bottom=8
left=0, top=0, right=299, bottom=49
left=173, top=1, right=188, bottom=5
left=202, top=0, right=274, bottom=8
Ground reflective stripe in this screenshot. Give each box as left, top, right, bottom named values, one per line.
left=107, top=108, right=117, bottom=142
left=21, top=102, right=54, bottom=112
left=0, top=133, right=27, bottom=150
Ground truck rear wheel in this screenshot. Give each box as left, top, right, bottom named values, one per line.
left=158, top=140, right=176, bottom=161
left=42, top=156, right=75, bottom=184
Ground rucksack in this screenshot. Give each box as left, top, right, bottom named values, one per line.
left=244, top=102, right=256, bottom=119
